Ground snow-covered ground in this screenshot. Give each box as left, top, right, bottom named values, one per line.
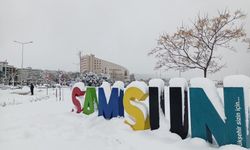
left=0, top=87, right=60, bottom=106
left=0, top=87, right=247, bottom=150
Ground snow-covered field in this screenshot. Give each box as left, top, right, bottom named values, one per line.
left=0, top=87, right=247, bottom=150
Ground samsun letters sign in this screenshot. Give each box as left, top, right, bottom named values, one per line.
left=71, top=75, right=250, bottom=148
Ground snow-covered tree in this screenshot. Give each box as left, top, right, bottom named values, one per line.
left=149, top=10, right=249, bottom=77
left=81, top=72, right=112, bottom=86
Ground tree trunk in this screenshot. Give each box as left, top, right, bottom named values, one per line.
left=203, top=68, right=207, bottom=78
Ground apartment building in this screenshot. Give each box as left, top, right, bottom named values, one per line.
left=0, top=61, right=16, bottom=84
left=80, top=54, right=129, bottom=82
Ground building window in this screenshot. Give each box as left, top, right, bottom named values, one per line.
left=124, top=71, right=128, bottom=76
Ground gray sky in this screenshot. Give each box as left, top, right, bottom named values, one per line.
left=0, top=0, right=250, bottom=80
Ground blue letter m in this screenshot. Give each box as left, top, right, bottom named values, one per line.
left=98, top=88, right=124, bottom=119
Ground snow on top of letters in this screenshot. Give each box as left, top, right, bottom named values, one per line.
left=224, top=75, right=250, bottom=88
left=126, top=81, right=148, bottom=93
left=72, top=82, right=85, bottom=91
left=190, top=77, right=225, bottom=120
left=149, top=78, right=165, bottom=91
left=112, top=81, right=125, bottom=90
left=169, top=78, right=188, bottom=89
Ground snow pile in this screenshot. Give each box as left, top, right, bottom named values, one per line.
left=11, top=86, right=30, bottom=95
left=190, top=78, right=225, bottom=120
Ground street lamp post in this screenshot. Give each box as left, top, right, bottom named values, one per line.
left=13, top=40, right=33, bottom=86
left=4, top=60, right=7, bottom=84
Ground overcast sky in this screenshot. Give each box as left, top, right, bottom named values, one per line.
left=0, top=0, right=250, bottom=80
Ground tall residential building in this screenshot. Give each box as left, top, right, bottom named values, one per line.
left=80, top=54, right=129, bottom=82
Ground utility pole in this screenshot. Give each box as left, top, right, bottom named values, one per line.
left=4, top=60, right=7, bottom=84
left=13, top=40, right=33, bottom=86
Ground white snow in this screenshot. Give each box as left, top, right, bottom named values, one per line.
left=0, top=87, right=53, bottom=107
left=100, top=81, right=112, bottom=100
left=223, top=75, right=250, bottom=89
left=190, top=78, right=226, bottom=120
left=169, top=78, right=188, bottom=89
left=126, top=81, right=148, bottom=93
left=149, top=78, right=165, bottom=91
left=113, top=81, right=125, bottom=101
left=98, top=81, right=125, bottom=103
left=112, top=81, right=125, bottom=90
left=11, top=86, right=30, bottom=95
left=72, top=82, right=85, bottom=91
left=100, top=81, right=111, bottom=88
left=0, top=86, right=248, bottom=150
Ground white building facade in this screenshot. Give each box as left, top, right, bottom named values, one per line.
left=80, top=54, right=129, bottom=82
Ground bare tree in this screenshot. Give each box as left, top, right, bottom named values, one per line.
left=149, top=10, right=248, bottom=77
